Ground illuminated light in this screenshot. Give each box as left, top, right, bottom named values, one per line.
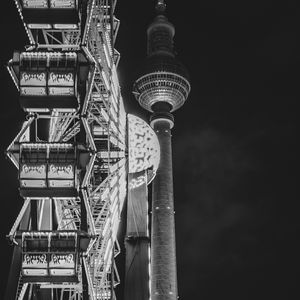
left=52, top=108, right=76, bottom=113
left=50, top=0, right=76, bottom=8
left=23, top=231, right=49, bottom=237
left=96, top=291, right=111, bottom=300
left=20, top=164, right=46, bottom=178
left=20, top=72, right=47, bottom=95
left=23, top=269, right=48, bottom=276
left=50, top=269, right=75, bottom=276
left=49, top=253, right=75, bottom=268
left=20, top=179, right=46, bottom=187
left=47, top=164, right=74, bottom=187
left=20, top=179, right=39, bottom=188
left=13, top=1, right=35, bottom=44
left=103, top=45, right=111, bottom=68
left=28, top=23, right=52, bottom=29
left=20, top=51, right=77, bottom=62
left=19, top=145, right=77, bottom=190
left=20, top=72, right=46, bottom=86
left=22, top=0, right=48, bottom=8
left=101, top=70, right=109, bottom=90
left=48, top=164, right=74, bottom=178
left=133, top=71, right=191, bottom=112
left=22, top=254, right=47, bottom=268
left=104, top=31, right=113, bottom=55
left=104, top=239, right=112, bottom=263
left=102, top=218, right=110, bottom=238
left=21, top=231, right=78, bottom=278
left=20, top=87, right=47, bottom=96
left=48, top=72, right=74, bottom=86
left=128, top=114, right=160, bottom=174
left=21, top=143, right=72, bottom=148
left=148, top=245, right=151, bottom=295
left=53, top=24, right=78, bottom=29
left=98, top=151, right=125, bottom=159
left=48, top=87, right=75, bottom=96
left=48, top=180, right=74, bottom=188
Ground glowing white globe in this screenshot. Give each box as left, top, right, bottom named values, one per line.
left=128, top=114, right=160, bottom=179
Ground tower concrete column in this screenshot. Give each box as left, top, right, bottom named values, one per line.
left=151, top=117, right=177, bottom=300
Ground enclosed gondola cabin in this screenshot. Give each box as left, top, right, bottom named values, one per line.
left=21, top=231, right=79, bottom=283
left=8, top=51, right=90, bottom=112
left=16, top=0, right=86, bottom=30
left=19, top=143, right=90, bottom=197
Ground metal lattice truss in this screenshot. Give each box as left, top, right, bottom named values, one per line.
left=7, top=1, right=126, bottom=299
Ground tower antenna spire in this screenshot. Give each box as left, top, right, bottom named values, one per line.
left=156, top=0, right=166, bottom=13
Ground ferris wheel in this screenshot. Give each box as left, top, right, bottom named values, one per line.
left=5, top=1, right=160, bottom=299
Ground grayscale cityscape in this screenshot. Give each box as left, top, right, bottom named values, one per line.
left=0, top=1, right=297, bottom=300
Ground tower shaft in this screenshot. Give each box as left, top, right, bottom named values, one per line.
left=151, top=119, right=177, bottom=300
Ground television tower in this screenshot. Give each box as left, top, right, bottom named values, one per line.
left=133, top=1, right=191, bottom=299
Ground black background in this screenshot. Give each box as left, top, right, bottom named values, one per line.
left=0, top=0, right=298, bottom=299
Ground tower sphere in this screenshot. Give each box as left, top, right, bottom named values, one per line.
left=133, top=55, right=190, bottom=112
left=133, top=2, right=191, bottom=113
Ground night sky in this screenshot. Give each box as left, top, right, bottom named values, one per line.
left=0, top=0, right=298, bottom=299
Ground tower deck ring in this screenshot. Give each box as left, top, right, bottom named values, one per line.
left=133, top=71, right=191, bottom=112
